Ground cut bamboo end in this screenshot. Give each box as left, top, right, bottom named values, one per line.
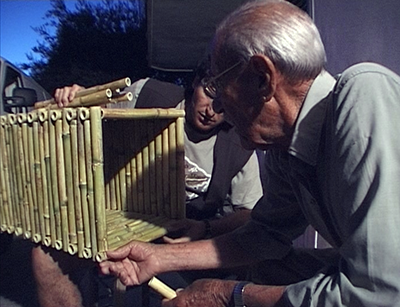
left=55, top=240, right=63, bottom=250
left=17, top=114, right=28, bottom=124
left=27, top=112, right=38, bottom=123
left=33, top=234, right=41, bottom=243
left=23, top=232, right=31, bottom=239
left=95, top=252, right=107, bottom=262
left=83, top=248, right=92, bottom=259
left=38, top=110, right=48, bottom=122
left=43, top=237, right=52, bottom=247
left=148, top=277, right=177, bottom=300
left=68, top=244, right=78, bottom=255
left=50, top=110, right=62, bottom=121
left=8, top=114, right=17, bottom=125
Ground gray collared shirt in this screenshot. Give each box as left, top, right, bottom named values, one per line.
left=234, top=63, right=400, bottom=306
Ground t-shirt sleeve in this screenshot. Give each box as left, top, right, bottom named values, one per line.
left=230, top=151, right=263, bottom=210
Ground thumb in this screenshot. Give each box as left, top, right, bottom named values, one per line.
left=106, top=242, right=134, bottom=259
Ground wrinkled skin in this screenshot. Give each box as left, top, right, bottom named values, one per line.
left=162, top=279, right=234, bottom=307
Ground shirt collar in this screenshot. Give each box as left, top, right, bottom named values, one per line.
left=288, top=71, right=336, bottom=166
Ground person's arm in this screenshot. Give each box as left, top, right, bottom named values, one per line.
left=162, top=279, right=286, bottom=307
left=99, top=229, right=261, bottom=286
left=163, top=209, right=251, bottom=243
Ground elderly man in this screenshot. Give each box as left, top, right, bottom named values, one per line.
left=100, top=0, right=400, bottom=306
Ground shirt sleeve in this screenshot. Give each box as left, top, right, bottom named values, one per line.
left=230, top=151, right=263, bottom=210
left=284, top=64, right=400, bottom=306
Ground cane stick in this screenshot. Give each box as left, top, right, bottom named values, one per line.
left=148, top=277, right=177, bottom=300
left=90, top=107, right=107, bottom=253
left=77, top=108, right=91, bottom=250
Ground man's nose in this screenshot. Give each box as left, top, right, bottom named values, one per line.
left=205, top=105, right=216, bottom=118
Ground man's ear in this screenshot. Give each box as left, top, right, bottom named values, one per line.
left=248, top=55, right=277, bottom=102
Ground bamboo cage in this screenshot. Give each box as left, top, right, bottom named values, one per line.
left=0, top=78, right=186, bottom=262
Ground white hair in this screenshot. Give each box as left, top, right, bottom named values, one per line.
left=213, top=0, right=326, bottom=82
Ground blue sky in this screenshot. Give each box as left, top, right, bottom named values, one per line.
left=0, top=0, right=92, bottom=70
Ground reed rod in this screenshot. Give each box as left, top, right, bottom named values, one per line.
left=55, top=111, right=69, bottom=252
left=175, top=116, right=186, bottom=219
left=77, top=109, right=91, bottom=249
left=84, top=112, right=97, bottom=257
left=62, top=109, right=77, bottom=245
left=49, top=111, right=62, bottom=242
left=33, top=120, right=46, bottom=242
left=90, top=107, right=107, bottom=253
left=168, top=121, right=177, bottom=219
left=34, top=77, right=131, bottom=109
left=102, top=108, right=185, bottom=120
left=39, top=118, right=51, bottom=238
left=71, top=119, right=84, bottom=257
left=148, top=277, right=177, bottom=300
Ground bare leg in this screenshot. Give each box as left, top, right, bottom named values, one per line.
left=32, top=245, right=95, bottom=307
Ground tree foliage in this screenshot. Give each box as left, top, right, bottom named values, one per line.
left=22, top=0, right=149, bottom=94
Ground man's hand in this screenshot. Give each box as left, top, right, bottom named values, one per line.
left=163, top=219, right=207, bottom=244
left=99, top=240, right=161, bottom=286
left=54, top=84, right=85, bottom=108
left=162, top=279, right=234, bottom=307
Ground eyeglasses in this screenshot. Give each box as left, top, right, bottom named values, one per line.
left=201, top=61, right=242, bottom=99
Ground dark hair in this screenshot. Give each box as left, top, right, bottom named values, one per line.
left=184, top=56, right=211, bottom=100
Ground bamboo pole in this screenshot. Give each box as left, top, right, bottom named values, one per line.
left=11, top=114, right=27, bottom=236
left=49, top=111, right=62, bottom=247
left=19, top=114, right=33, bottom=238
left=34, top=77, right=131, bottom=109
left=40, top=111, right=54, bottom=244
left=115, top=163, right=122, bottom=211
left=0, top=118, right=11, bottom=231
left=82, top=108, right=97, bottom=257
left=162, top=124, right=170, bottom=218
left=148, top=277, right=177, bottom=300
left=90, top=107, right=107, bottom=253
left=130, top=121, right=138, bottom=213
left=2, top=117, right=14, bottom=233
left=175, top=116, right=186, bottom=219
left=32, top=115, right=46, bottom=242
left=0, top=121, right=4, bottom=230
left=155, top=121, right=164, bottom=217
left=107, top=92, right=133, bottom=106
left=53, top=110, right=69, bottom=251
left=168, top=121, right=177, bottom=219
left=107, top=226, right=167, bottom=250
left=106, top=222, right=159, bottom=246
left=8, top=115, right=22, bottom=235
left=62, top=109, right=77, bottom=245
left=38, top=111, right=51, bottom=244
left=148, top=120, right=157, bottom=215
left=77, top=108, right=91, bottom=250
left=27, top=113, right=40, bottom=240
left=106, top=217, right=142, bottom=234
left=135, top=121, right=144, bottom=214
left=102, top=108, right=185, bottom=120
left=16, top=115, right=31, bottom=238
left=70, top=117, right=85, bottom=257
left=51, top=89, right=113, bottom=109
left=142, top=122, right=151, bottom=215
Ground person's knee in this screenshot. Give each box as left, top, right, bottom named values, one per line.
left=32, top=245, right=93, bottom=279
